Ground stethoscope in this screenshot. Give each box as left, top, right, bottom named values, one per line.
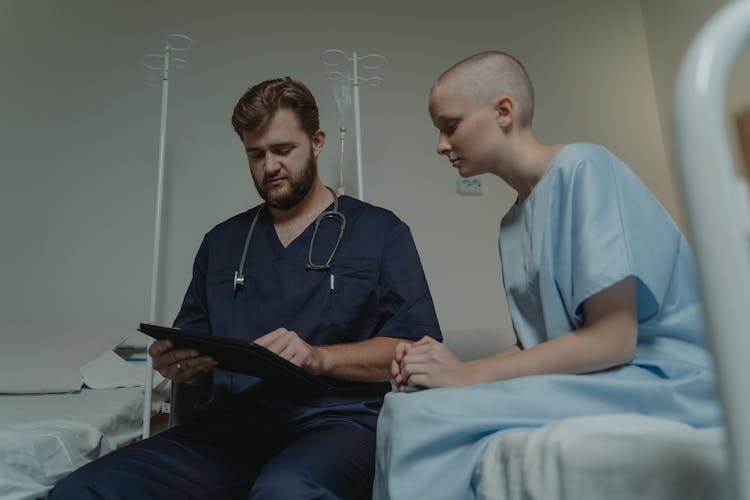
left=233, top=186, right=347, bottom=293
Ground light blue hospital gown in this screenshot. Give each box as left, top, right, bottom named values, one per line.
left=373, top=143, right=721, bottom=500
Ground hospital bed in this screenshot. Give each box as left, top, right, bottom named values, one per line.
left=445, top=330, right=728, bottom=500
left=0, top=347, right=170, bottom=500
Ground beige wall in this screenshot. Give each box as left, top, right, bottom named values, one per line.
left=1, top=0, right=731, bottom=348
left=641, top=0, right=750, bottom=192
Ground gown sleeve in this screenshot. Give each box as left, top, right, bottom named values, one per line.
left=552, top=146, right=681, bottom=327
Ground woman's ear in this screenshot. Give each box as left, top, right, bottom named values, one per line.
left=494, top=96, right=513, bottom=129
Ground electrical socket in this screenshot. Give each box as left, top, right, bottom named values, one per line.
left=456, top=177, right=483, bottom=195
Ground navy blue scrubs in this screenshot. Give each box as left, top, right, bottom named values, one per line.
left=51, top=195, right=441, bottom=499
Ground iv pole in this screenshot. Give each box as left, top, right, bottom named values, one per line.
left=321, top=50, right=386, bottom=202
left=140, top=33, right=193, bottom=439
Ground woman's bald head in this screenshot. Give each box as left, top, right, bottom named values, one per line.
left=433, top=51, right=535, bottom=128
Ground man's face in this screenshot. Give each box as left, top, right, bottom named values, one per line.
left=428, top=82, right=501, bottom=178
left=242, top=108, right=324, bottom=209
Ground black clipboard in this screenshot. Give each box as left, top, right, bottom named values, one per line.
left=138, top=323, right=335, bottom=395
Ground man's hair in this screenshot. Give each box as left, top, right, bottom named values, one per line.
left=436, top=51, right=535, bottom=127
left=231, top=77, right=320, bottom=139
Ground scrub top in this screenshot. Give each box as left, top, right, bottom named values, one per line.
left=373, top=144, right=720, bottom=500
left=174, top=195, right=442, bottom=421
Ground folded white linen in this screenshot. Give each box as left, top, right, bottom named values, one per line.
left=81, top=349, right=164, bottom=389
left=475, top=413, right=728, bottom=500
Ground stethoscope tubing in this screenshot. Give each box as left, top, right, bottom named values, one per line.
left=233, top=186, right=345, bottom=293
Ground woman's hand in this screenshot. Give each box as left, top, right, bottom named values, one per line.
left=392, top=336, right=470, bottom=390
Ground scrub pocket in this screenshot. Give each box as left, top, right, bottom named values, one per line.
left=324, top=258, right=380, bottom=339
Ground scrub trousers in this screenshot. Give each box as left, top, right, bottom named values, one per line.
left=49, top=400, right=377, bottom=500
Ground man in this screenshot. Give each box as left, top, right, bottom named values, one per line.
left=374, top=51, right=719, bottom=499
left=51, top=77, right=441, bottom=499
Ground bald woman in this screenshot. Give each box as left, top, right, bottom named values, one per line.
left=374, top=51, right=721, bottom=500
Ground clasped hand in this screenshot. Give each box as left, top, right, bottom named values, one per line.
left=392, top=336, right=469, bottom=391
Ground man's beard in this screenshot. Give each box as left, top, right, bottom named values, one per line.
left=253, top=148, right=317, bottom=210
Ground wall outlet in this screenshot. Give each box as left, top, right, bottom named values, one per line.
left=456, top=177, right=483, bottom=195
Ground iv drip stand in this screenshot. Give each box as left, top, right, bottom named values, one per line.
left=141, top=34, right=193, bottom=439
left=352, top=51, right=364, bottom=201
left=322, top=50, right=386, bottom=202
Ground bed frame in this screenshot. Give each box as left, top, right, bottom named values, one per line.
left=673, top=1, right=750, bottom=498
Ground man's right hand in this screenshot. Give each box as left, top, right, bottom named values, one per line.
left=148, top=339, right=217, bottom=385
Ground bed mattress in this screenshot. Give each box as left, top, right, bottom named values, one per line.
left=0, top=387, right=149, bottom=500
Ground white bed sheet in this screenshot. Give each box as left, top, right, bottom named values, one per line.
left=474, top=413, right=728, bottom=500
left=0, top=386, right=165, bottom=500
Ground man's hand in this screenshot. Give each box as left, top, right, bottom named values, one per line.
left=392, top=336, right=470, bottom=390
left=149, top=339, right=216, bottom=385
left=254, top=328, right=327, bottom=375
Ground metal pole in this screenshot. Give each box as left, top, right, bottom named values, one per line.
left=352, top=51, right=364, bottom=202
left=142, top=44, right=171, bottom=439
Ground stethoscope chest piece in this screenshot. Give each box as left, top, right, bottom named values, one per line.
left=233, top=270, right=245, bottom=292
